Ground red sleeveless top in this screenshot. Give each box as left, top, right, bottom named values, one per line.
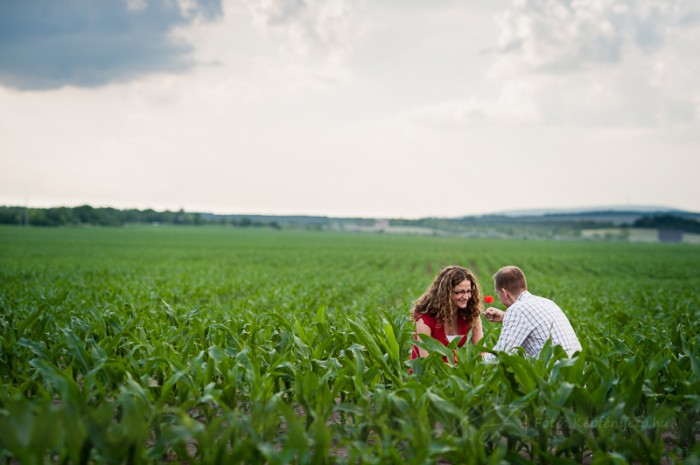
left=410, top=313, right=472, bottom=360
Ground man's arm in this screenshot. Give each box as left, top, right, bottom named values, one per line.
left=483, top=309, right=534, bottom=361
left=484, top=307, right=504, bottom=323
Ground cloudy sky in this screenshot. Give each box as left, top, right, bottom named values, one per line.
left=1, top=0, right=699, bottom=218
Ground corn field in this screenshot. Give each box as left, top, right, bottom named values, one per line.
left=1, top=226, right=699, bottom=464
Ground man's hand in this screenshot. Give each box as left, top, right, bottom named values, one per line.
left=484, top=307, right=504, bottom=323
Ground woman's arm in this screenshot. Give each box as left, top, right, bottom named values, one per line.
left=471, top=316, right=484, bottom=345
left=472, top=316, right=489, bottom=357
left=414, top=317, right=431, bottom=358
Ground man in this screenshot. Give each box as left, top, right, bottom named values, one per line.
left=483, top=266, right=581, bottom=361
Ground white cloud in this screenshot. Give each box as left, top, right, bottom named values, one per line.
left=244, top=0, right=369, bottom=63
left=404, top=0, right=700, bottom=129
left=495, top=0, right=700, bottom=126
left=492, top=0, right=689, bottom=75
left=399, top=81, right=542, bottom=128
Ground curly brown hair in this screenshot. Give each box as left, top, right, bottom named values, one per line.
left=412, top=265, right=482, bottom=326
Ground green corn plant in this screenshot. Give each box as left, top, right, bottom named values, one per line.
left=2, top=226, right=700, bottom=464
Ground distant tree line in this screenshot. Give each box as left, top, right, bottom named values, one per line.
left=0, top=205, right=280, bottom=229
left=3, top=205, right=697, bottom=234
left=632, top=214, right=700, bottom=233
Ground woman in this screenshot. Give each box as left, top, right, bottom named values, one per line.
left=410, top=265, right=484, bottom=362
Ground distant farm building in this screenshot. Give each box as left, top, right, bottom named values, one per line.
left=658, top=229, right=683, bottom=243
left=374, top=219, right=390, bottom=232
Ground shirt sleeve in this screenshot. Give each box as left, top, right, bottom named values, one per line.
left=487, top=307, right=535, bottom=358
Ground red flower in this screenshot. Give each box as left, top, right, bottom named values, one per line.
left=484, top=295, right=494, bottom=304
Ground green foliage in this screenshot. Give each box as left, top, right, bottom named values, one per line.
left=633, top=214, right=700, bottom=233
left=1, top=226, right=699, bottom=464
left=0, top=206, right=278, bottom=228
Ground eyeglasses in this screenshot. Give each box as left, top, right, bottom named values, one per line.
left=452, top=289, right=472, bottom=297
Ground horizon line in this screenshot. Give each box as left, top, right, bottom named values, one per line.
left=1, top=202, right=698, bottom=220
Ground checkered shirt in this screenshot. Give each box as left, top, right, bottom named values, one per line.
left=485, top=291, right=581, bottom=361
